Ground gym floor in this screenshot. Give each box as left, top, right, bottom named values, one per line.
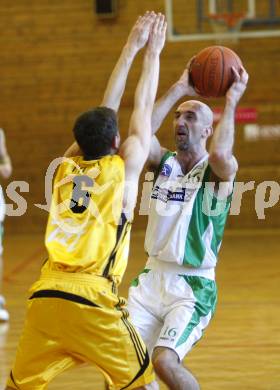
left=0, top=230, right=279, bottom=390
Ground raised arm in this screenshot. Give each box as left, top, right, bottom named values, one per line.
left=208, top=66, right=249, bottom=183
left=151, top=61, right=196, bottom=135
left=120, top=14, right=166, bottom=214
left=101, top=11, right=155, bottom=110
left=0, top=129, right=12, bottom=179
left=64, top=12, right=155, bottom=158
left=148, top=61, right=197, bottom=169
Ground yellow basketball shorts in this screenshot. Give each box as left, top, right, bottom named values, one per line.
left=7, top=271, right=154, bottom=390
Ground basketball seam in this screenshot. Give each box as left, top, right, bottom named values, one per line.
left=202, top=48, right=216, bottom=96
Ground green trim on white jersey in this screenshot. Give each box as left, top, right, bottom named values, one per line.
left=183, top=165, right=233, bottom=267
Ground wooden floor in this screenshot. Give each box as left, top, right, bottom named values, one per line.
left=0, top=230, right=280, bottom=390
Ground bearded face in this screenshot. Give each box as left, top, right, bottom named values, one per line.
left=174, top=101, right=213, bottom=151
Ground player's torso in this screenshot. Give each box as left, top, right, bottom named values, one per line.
left=145, top=152, right=231, bottom=271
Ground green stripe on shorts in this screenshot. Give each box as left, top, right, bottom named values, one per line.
left=130, top=269, right=151, bottom=287
left=175, top=275, right=217, bottom=348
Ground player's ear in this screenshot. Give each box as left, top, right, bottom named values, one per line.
left=208, top=125, right=213, bottom=137
left=202, top=126, right=213, bottom=138
left=112, top=133, right=120, bottom=150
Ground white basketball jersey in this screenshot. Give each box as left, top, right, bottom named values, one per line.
left=145, top=152, right=232, bottom=270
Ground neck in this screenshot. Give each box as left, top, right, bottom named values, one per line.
left=176, top=146, right=207, bottom=174
left=84, top=149, right=116, bottom=161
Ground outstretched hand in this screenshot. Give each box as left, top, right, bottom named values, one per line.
left=126, top=11, right=156, bottom=53
left=147, top=13, right=167, bottom=54
left=226, top=66, right=249, bottom=105
left=176, top=57, right=198, bottom=97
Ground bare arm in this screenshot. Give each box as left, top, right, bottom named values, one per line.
left=208, top=66, right=249, bottom=184
left=120, top=14, right=167, bottom=214
left=101, top=12, right=155, bottom=110
left=151, top=63, right=196, bottom=135
left=64, top=12, right=155, bottom=157
left=149, top=61, right=197, bottom=169
left=64, top=142, right=81, bottom=158
left=0, top=129, right=12, bottom=178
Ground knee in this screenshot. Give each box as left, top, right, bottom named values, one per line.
left=152, top=347, right=178, bottom=376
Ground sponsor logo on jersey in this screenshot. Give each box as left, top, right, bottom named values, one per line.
left=160, top=163, right=172, bottom=177
left=151, top=186, right=194, bottom=203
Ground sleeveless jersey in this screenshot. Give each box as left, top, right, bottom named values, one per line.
left=145, top=151, right=232, bottom=270
left=44, top=154, right=131, bottom=285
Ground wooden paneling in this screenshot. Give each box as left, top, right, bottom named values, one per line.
left=0, top=0, right=279, bottom=232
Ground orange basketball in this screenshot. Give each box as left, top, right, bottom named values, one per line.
left=189, top=46, right=242, bottom=98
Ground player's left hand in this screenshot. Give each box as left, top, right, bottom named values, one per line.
left=226, top=66, right=249, bottom=105
left=147, top=13, right=167, bottom=54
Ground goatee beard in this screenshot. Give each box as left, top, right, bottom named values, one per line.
left=177, top=142, right=189, bottom=151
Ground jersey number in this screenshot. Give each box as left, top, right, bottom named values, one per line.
left=70, top=175, right=94, bottom=214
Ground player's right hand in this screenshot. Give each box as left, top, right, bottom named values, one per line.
left=177, top=57, right=198, bottom=97
left=126, top=11, right=156, bottom=52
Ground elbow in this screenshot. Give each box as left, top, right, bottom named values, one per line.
left=135, top=99, right=153, bottom=116
left=209, top=150, right=232, bottom=166
left=209, top=151, right=238, bottom=178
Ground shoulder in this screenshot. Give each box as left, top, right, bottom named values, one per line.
left=153, top=150, right=176, bottom=180
left=101, top=154, right=125, bottom=180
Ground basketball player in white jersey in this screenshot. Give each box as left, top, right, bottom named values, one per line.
left=0, top=128, right=12, bottom=322
left=128, top=63, right=248, bottom=389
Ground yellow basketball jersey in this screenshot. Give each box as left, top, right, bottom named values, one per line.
left=44, top=154, right=131, bottom=285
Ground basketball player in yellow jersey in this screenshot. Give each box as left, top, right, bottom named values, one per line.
left=6, top=12, right=166, bottom=390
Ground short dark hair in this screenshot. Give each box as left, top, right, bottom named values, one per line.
left=73, top=107, right=118, bottom=159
